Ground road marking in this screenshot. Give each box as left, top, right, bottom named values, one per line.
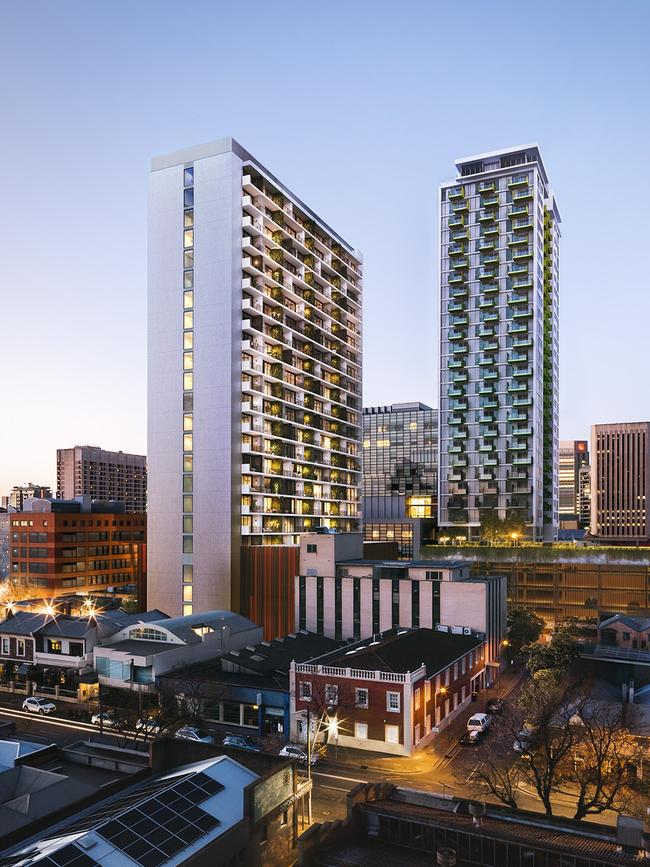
left=465, top=762, right=482, bottom=784
left=318, top=784, right=356, bottom=792
left=312, top=771, right=368, bottom=784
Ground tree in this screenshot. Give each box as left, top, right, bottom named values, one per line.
left=480, top=513, right=526, bottom=545
left=526, top=633, right=579, bottom=676
left=565, top=699, right=644, bottom=821
left=507, top=608, right=544, bottom=658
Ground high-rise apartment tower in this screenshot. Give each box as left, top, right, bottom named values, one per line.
left=558, top=439, right=589, bottom=523
left=148, top=138, right=362, bottom=616
left=56, top=446, right=147, bottom=513
left=439, top=145, right=560, bottom=541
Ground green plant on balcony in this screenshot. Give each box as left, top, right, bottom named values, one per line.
left=270, top=249, right=284, bottom=264
left=304, top=271, right=314, bottom=285
left=302, top=501, right=314, bottom=515
left=305, top=235, right=314, bottom=250
left=272, top=210, right=284, bottom=227
left=302, top=359, right=313, bottom=372
left=271, top=421, right=283, bottom=437
left=304, top=255, right=315, bottom=269
left=304, top=482, right=314, bottom=497
left=330, top=275, right=341, bottom=289
left=265, top=517, right=282, bottom=532
left=269, top=346, right=282, bottom=360
left=269, top=440, right=282, bottom=456
left=330, top=388, right=341, bottom=403
left=272, top=192, right=285, bottom=207
left=301, top=429, right=314, bottom=444
left=332, top=243, right=343, bottom=258
left=330, top=437, right=340, bottom=451
left=270, top=401, right=282, bottom=417
left=271, top=270, right=283, bottom=285
left=270, top=325, right=283, bottom=341
left=304, top=219, right=315, bottom=234
left=270, top=362, right=283, bottom=379
left=271, top=308, right=283, bottom=322
left=272, top=230, right=283, bottom=244
left=270, top=459, right=282, bottom=474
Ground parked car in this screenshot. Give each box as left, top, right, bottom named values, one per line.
left=175, top=726, right=214, bottom=744
left=460, top=730, right=481, bottom=747
left=278, top=744, right=319, bottom=765
left=222, top=733, right=261, bottom=752
left=486, top=698, right=505, bottom=715
left=513, top=724, right=536, bottom=753
left=467, top=712, right=492, bottom=733
left=22, top=697, right=56, bottom=715
left=136, top=717, right=161, bottom=735
left=91, top=711, right=117, bottom=728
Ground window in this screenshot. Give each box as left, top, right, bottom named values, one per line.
left=183, top=495, right=193, bottom=512
left=385, top=724, right=399, bottom=744
left=325, top=684, right=338, bottom=705
left=461, top=657, right=466, bottom=675
left=184, top=208, right=194, bottom=228
left=183, top=166, right=194, bottom=187
left=183, top=535, right=193, bottom=554
left=354, top=722, right=368, bottom=740
left=1, top=638, right=8, bottom=655
left=183, top=585, right=193, bottom=603
left=306, top=544, right=317, bottom=553
left=183, top=289, right=194, bottom=309
left=47, top=640, right=62, bottom=654
left=425, top=714, right=431, bottom=735
left=299, top=681, right=312, bottom=701
left=425, top=680, right=431, bottom=701
left=623, top=632, right=631, bottom=640
left=386, top=691, right=400, bottom=712
left=183, top=229, right=194, bottom=249
left=183, top=516, right=193, bottom=533
left=414, top=688, right=421, bottom=710
left=355, top=687, right=368, bottom=708
left=129, top=627, right=168, bottom=642
left=280, top=809, right=288, bottom=827
left=183, top=565, right=193, bottom=582
left=16, top=639, right=25, bottom=657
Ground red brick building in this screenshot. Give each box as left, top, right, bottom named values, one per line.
left=9, top=503, right=146, bottom=597
left=291, top=628, right=486, bottom=756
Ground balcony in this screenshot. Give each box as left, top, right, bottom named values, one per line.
left=482, top=195, right=500, bottom=209
left=448, top=358, right=463, bottom=369
left=512, top=367, right=533, bottom=378
left=478, top=297, right=496, bottom=310
left=452, top=257, right=469, bottom=270
left=508, top=293, right=530, bottom=306
left=482, top=427, right=499, bottom=438
left=448, top=443, right=465, bottom=454
left=477, top=325, right=496, bottom=338
left=507, top=410, right=528, bottom=422
left=449, top=414, right=466, bottom=425
left=508, top=382, right=528, bottom=394
left=450, top=314, right=469, bottom=327
left=477, top=412, right=495, bottom=423
left=483, top=456, right=499, bottom=467
left=509, top=442, right=528, bottom=453
left=512, top=217, right=533, bottom=231
left=513, top=247, right=533, bottom=260
left=451, top=456, right=468, bottom=467
left=448, top=329, right=467, bottom=342
left=480, top=398, right=498, bottom=410
left=512, top=425, right=533, bottom=436
left=477, top=238, right=496, bottom=252
left=513, top=307, right=533, bottom=320
left=447, top=386, right=465, bottom=398
left=508, top=205, right=528, bottom=219
left=452, top=199, right=469, bottom=213
left=451, top=429, right=469, bottom=440
left=512, top=336, right=533, bottom=348
left=450, top=285, right=469, bottom=298
left=482, top=370, right=499, bottom=381
left=448, top=243, right=466, bottom=256
left=508, top=174, right=529, bottom=188
left=478, top=181, right=497, bottom=194
left=478, top=355, right=497, bottom=367
left=452, top=343, right=469, bottom=355
left=478, top=443, right=495, bottom=452
left=508, top=234, right=530, bottom=247
left=513, top=396, right=533, bottom=407
left=450, top=229, right=468, bottom=242
left=513, top=456, right=533, bottom=466
left=482, top=283, right=499, bottom=295
left=448, top=185, right=464, bottom=200
left=448, top=273, right=465, bottom=285
left=508, top=263, right=529, bottom=277
left=508, top=322, right=528, bottom=335
left=509, top=350, right=529, bottom=363
left=448, top=471, right=465, bottom=482
left=482, top=311, right=499, bottom=323
left=478, top=210, right=496, bottom=223
left=512, top=276, right=533, bottom=289
left=478, top=384, right=495, bottom=395
left=481, top=340, right=499, bottom=353
left=482, top=224, right=499, bottom=236
left=448, top=215, right=465, bottom=228
left=512, top=188, right=533, bottom=201
left=481, top=253, right=500, bottom=267
left=451, top=371, right=468, bottom=383
left=477, top=268, right=498, bottom=281
left=448, top=301, right=466, bottom=314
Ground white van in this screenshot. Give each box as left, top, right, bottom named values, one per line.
left=467, top=712, right=491, bottom=733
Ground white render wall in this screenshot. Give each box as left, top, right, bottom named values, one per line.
left=148, top=146, right=242, bottom=615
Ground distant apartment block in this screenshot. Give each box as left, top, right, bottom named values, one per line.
left=4, top=484, right=53, bottom=511
left=57, top=445, right=147, bottom=513
left=148, top=137, right=362, bottom=618
left=363, top=402, right=437, bottom=558
left=591, top=422, right=650, bottom=543
left=9, top=498, right=146, bottom=596
left=439, top=145, right=560, bottom=541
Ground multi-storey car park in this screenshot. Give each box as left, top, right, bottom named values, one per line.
left=438, top=144, right=560, bottom=542
left=148, top=138, right=362, bottom=618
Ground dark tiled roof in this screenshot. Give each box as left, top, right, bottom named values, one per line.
left=336, top=559, right=467, bottom=568
left=361, top=798, right=643, bottom=864
left=99, top=639, right=175, bottom=656
left=222, top=630, right=343, bottom=675
left=308, top=628, right=483, bottom=675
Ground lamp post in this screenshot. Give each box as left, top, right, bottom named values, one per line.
left=510, top=532, right=519, bottom=547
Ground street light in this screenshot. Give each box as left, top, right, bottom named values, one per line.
left=510, top=532, right=519, bottom=547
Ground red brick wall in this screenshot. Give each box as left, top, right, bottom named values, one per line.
left=603, top=621, right=650, bottom=650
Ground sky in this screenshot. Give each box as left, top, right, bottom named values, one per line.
left=1, top=0, right=649, bottom=493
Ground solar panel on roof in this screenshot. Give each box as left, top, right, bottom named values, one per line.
left=40, top=847, right=100, bottom=867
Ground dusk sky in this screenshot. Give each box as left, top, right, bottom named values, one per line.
left=1, top=0, right=649, bottom=493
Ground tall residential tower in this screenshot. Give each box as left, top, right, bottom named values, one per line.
left=56, top=445, right=147, bottom=513
left=439, top=145, right=560, bottom=541
left=148, top=138, right=362, bottom=617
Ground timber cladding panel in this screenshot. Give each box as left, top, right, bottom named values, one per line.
left=240, top=546, right=300, bottom=640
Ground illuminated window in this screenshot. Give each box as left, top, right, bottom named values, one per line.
left=184, top=270, right=194, bottom=289
left=184, top=249, right=194, bottom=268
left=184, top=209, right=194, bottom=228
left=183, top=373, right=193, bottom=390
left=183, top=332, right=193, bottom=350
left=183, top=585, right=193, bottom=603
left=183, top=495, right=193, bottom=512
left=184, top=310, right=193, bottom=329
left=183, top=433, right=193, bottom=452
left=183, top=564, right=193, bottom=583
left=183, top=456, right=193, bottom=472
left=183, top=414, right=193, bottom=432
left=183, top=603, right=193, bottom=616
left=183, top=229, right=194, bottom=249
left=183, top=474, right=193, bottom=492
left=183, top=516, right=193, bottom=533
left=183, top=351, right=193, bottom=370
left=183, top=290, right=194, bottom=309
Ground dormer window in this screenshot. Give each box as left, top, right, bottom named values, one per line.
left=129, top=627, right=168, bottom=642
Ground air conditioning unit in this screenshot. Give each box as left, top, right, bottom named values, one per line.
left=436, top=624, right=450, bottom=633
left=451, top=626, right=464, bottom=635
left=306, top=568, right=317, bottom=577
left=463, top=627, right=472, bottom=636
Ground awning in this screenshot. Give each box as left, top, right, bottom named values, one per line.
left=263, top=707, right=285, bottom=717
left=78, top=672, right=99, bottom=684
left=16, top=664, right=33, bottom=675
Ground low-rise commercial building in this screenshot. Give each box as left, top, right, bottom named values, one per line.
left=291, top=628, right=486, bottom=756
left=95, top=611, right=261, bottom=692
left=296, top=533, right=506, bottom=668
